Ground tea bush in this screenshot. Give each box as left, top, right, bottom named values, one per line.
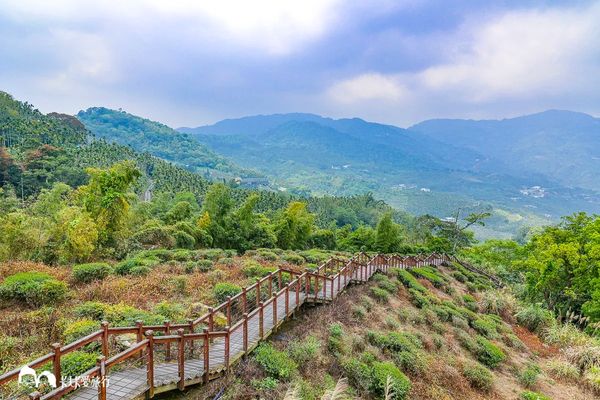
left=518, top=363, right=542, bottom=388
left=212, top=282, right=242, bottom=303
left=64, top=319, right=98, bottom=342
left=395, top=269, right=427, bottom=293
left=519, top=391, right=552, bottom=400
left=463, top=362, right=493, bottom=391
left=288, top=335, right=321, bottom=364
left=371, top=361, right=411, bottom=400
left=60, top=351, right=98, bottom=377
left=475, top=336, right=506, bottom=368
left=72, top=263, right=112, bottom=283
left=0, top=272, right=68, bottom=307
left=515, top=304, right=554, bottom=333
left=254, top=343, right=297, bottom=380
left=370, top=287, right=389, bottom=303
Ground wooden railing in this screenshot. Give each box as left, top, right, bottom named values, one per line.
left=0, top=252, right=471, bottom=400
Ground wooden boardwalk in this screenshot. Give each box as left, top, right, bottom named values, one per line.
left=1, top=252, right=466, bottom=400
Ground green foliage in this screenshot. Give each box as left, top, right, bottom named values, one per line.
left=251, top=377, right=279, bottom=391
left=516, top=213, right=600, bottom=323
left=242, top=259, right=276, bottom=278
left=410, top=267, right=445, bottom=288
left=472, top=317, right=500, bottom=339
left=370, top=361, right=411, bottom=400
left=370, top=287, right=390, bottom=303
left=518, top=363, right=542, bottom=388
left=519, top=391, right=552, bottom=400
left=408, top=288, right=432, bottom=308
left=374, top=212, right=403, bottom=253
left=463, top=363, right=494, bottom=392
left=60, top=351, right=99, bottom=377
left=287, top=336, right=321, bottom=364
left=0, top=272, right=68, bottom=307
left=74, top=301, right=108, bottom=320
left=212, top=282, right=242, bottom=303
left=395, top=269, right=427, bottom=293
left=515, top=304, right=555, bottom=333
left=254, top=343, right=297, bottom=381
left=64, top=319, right=99, bottom=342
left=275, top=201, right=315, bottom=250
left=475, top=336, right=506, bottom=368
left=72, top=263, right=112, bottom=283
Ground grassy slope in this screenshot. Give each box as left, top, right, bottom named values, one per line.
left=162, top=262, right=594, bottom=400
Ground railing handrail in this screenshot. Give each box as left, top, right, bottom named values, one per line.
left=1, top=252, right=491, bottom=399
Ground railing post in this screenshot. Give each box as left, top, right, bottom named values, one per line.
left=51, top=343, right=61, bottom=383
left=242, top=288, right=247, bottom=314
left=145, top=330, right=154, bottom=399
left=295, top=278, right=300, bottom=311
left=203, top=328, right=209, bottom=384
left=177, top=328, right=185, bottom=390
left=208, top=307, right=214, bottom=332
left=224, top=326, right=230, bottom=372
left=274, top=292, right=279, bottom=329
left=285, top=283, right=290, bottom=316
left=187, top=318, right=195, bottom=357
left=97, top=356, right=107, bottom=400
left=28, top=392, right=41, bottom=400
left=243, top=313, right=249, bottom=353
left=322, top=275, right=326, bottom=299
left=256, top=280, right=261, bottom=307
left=277, top=270, right=282, bottom=290
left=259, top=302, right=264, bottom=339
left=136, top=320, right=143, bottom=342
left=101, top=321, right=109, bottom=358
left=164, top=320, right=171, bottom=361
left=268, top=273, right=273, bottom=298
left=226, top=296, right=232, bottom=326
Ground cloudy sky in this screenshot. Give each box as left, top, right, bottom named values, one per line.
left=1, top=0, right=599, bottom=128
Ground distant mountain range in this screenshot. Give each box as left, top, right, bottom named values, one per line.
left=76, top=107, right=599, bottom=239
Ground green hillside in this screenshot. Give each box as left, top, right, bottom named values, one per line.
left=77, top=107, right=261, bottom=180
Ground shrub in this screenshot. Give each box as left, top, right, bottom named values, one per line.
left=103, top=303, right=165, bottom=326
left=378, top=277, right=398, bottom=294
left=254, top=343, right=297, bottom=380
left=462, top=294, right=478, bottom=311
left=114, top=257, right=158, bottom=275
left=518, top=363, right=542, bottom=388
left=463, top=363, right=493, bottom=391
left=130, top=265, right=151, bottom=276
left=475, top=336, right=506, bottom=368
left=455, top=329, right=478, bottom=353
left=257, top=249, right=278, bottom=261
left=342, top=357, right=373, bottom=394
left=197, top=259, right=213, bottom=272
left=64, top=319, right=99, bottom=342
left=395, top=269, right=427, bottom=292
left=328, top=323, right=347, bottom=355
left=370, top=287, right=389, bottom=303
left=0, top=272, right=68, bottom=306
left=479, top=289, right=516, bottom=317
left=251, top=377, right=279, bottom=390
left=152, top=301, right=186, bottom=321
left=519, top=391, right=552, bottom=400
left=584, top=365, right=600, bottom=394
left=545, top=360, right=579, bottom=382
left=367, top=331, right=422, bottom=353
left=543, top=323, right=592, bottom=347
left=564, top=344, right=600, bottom=372
left=174, top=230, right=195, bottom=249
left=352, top=305, right=366, bottom=320
left=408, top=288, right=431, bottom=308
left=242, top=260, right=276, bottom=278
left=282, top=253, right=304, bottom=265
left=72, top=263, right=112, bottom=283
left=515, top=304, right=555, bottom=333
left=219, top=257, right=235, bottom=267
left=393, top=348, right=430, bottom=375
left=74, top=301, right=108, bottom=320
left=212, top=282, right=242, bottom=303
left=472, top=318, right=499, bottom=339
left=452, top=271, right=467, bottom=283
left=503, top=333, right=526, bottom=350
left=288, top=336, right=320, bottom=364
left=371, top=361, right=411, bottom=400
left=410, top=267, right=445, bottom=287
left=60, top=351, right=98, bottom=377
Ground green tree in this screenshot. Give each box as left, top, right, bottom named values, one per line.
left=78, top=161, right=141, bottom=246
left=375, top=212, right=402, bottom=253
left=275, top=202, right=315, bottom=250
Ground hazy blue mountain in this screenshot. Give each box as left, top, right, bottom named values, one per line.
left=78, top=107, right=261, bottom=180
left=410, top=110, right=600, bottom=192
left=181, top=113, right=600, bottom=238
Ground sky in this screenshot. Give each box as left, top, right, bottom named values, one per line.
left=1, top=0, right=599, bottom=128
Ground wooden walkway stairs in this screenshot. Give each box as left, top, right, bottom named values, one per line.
left=1, top=252, right=471, bottom=399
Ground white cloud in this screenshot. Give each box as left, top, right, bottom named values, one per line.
left=327, top=73, right=406, bottom=103
left=325, top=3, right=600, bottom=122
left=1, top=0, right=341, bottom=55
